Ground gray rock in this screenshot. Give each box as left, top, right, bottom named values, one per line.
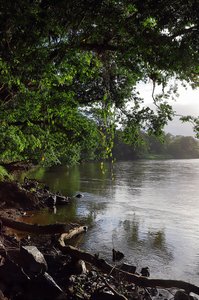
left=20, top=246, right=48, bottom=278
left=174, top=291, right=190, bottom=300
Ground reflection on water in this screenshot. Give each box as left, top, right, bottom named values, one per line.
left=25, top=159, right=199, bottom=284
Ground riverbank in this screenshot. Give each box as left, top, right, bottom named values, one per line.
left=0, top=179, right=139, bottom=300
left=0, top=177, right=199, bottom=300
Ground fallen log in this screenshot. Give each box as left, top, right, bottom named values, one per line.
left=59, top=245, right=199, bottom=296
left=0, top=216, right=70, bottom=234
left=59, top=226, right=87, bottom=246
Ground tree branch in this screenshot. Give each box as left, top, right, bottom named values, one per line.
left=171, top=25, right=198, bottom=39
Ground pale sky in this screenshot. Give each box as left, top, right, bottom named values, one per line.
left=138, top=82, right=199, bottom=137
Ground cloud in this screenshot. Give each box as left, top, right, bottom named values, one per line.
left=138, top=82, right=199, bottom=136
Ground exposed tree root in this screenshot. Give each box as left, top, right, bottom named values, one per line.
left=59, top=226, right=88, bottom=246
left=58, top=245, right=199, bottom=296
left=0, top=216, right=69, bottom=234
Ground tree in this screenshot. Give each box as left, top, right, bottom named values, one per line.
left=167, top=136, right=199, bottom=158
left=0, top=0, right=198, bottom=164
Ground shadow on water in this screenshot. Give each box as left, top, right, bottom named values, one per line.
left=26, top=162, right=113, bottom=196
left=26, top=165, right=81, bottom=196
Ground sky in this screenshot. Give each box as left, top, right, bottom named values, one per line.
left=138, top=82, right=199, bottom=137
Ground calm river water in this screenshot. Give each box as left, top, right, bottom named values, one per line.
left=26, top=159, right=199, bottom=284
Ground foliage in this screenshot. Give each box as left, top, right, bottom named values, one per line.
left=0, top=165, right=12, bottom=181
left=0, top=0, right=198, bottom=165
left=166, top=135, right=199, bottom=158
left=180, top=116, right=199, bottom=139
left=113, top=131, right=199, bottom=160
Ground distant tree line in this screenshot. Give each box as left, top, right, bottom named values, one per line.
left=112, top=131, right=199, bottom=160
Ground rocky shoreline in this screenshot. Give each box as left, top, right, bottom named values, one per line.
left=0, top=179, right=198, bottom=300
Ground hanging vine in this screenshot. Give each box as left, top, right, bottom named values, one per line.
left=98, top=52, right=116, bottom=176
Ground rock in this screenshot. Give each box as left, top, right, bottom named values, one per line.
left=149, top=287, right=158, bottom=296
left=119, top=263, right=136, bottom=274
left=45, top=195, right=69, bottom=206
left=112, top=249, right=124, bottom=262
left=23, top=177, right=38, bottom=190
left=23, top=272, right=67, bottom=300
left=91, top=289, right=114, bottom=300
left=174, top=291, right=190, bottom=300
left=0, top=255, right=28, bottom=283
left=91, top=288, right=125, bottom=300
left=43, top=272, right=64, bottom=293
left=75, top=194, right=84, bottom=198
left=0, top=289, right=8, bottom=300
left=45, top=195, right=56, bottom=206
left=44, top=185, right=49, bottom=192
left=55, top=195, right=70, bottom=205
left=140, top=267, right=150, bottom=277
left=0, top=181, right=39, bottom=209
left=20, top=246, right=48, bottom=278
left=75, top=260, right=88, bottom=274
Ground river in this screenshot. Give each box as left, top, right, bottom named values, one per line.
left=26, top=159, right=199, bottom=285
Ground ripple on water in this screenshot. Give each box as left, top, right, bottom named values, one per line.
left=27, top=159, right=199, bottom=284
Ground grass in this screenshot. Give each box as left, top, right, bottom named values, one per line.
left=0, top=165, right=12, bottom=181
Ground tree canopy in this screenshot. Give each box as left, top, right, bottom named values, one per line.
left=0, top=0, right=198, bottom=165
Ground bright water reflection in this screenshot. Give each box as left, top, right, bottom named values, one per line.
left=27, top=160, right=199, bottom=284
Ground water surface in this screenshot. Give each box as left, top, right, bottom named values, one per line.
left=26, top=159, right=199, bottom=284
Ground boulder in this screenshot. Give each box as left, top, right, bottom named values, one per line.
left=119, top=263, right=136, bottom=274
left=56, top=195, right=70, bottom=205
left=20, top=246, right=48, bottom=278
left=174, top=291, right=190, bottom=300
